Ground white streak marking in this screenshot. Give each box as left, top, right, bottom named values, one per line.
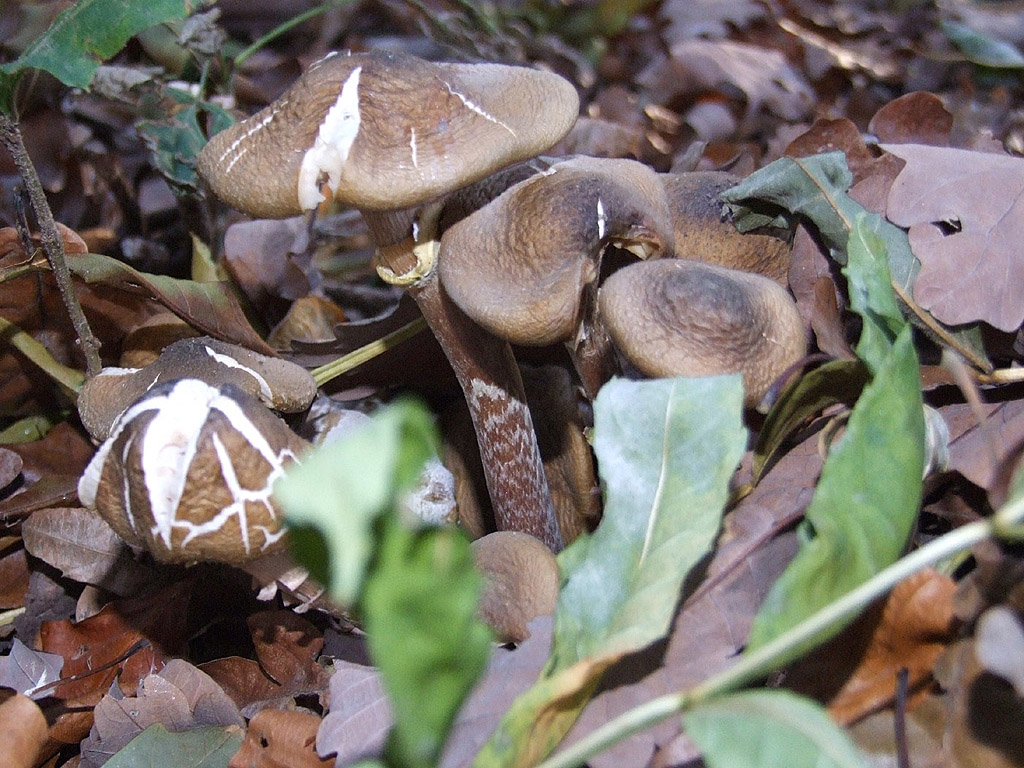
left=444, top=83, right=517, bottom=138
left=597, top=197, right=607, bottom=240
left=219, top=106, right=280, bottom=174
left=204, top=345, right=273, bottom=402
left=297, top=66, right=362, bottom=210
left=410, top=127, right=419, bottom=168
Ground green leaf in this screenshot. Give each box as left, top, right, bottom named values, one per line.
left=752, top=359, right=869, bottom=484
left=843, top=214, right=906, bottom=371
left=476, top=376, right=747, bottom=767
left=1, top=0, right=200, bottom=111
left=364, top=520, right=491, bottom=768
left=721, top=151, right=990, bottom=372
left=105, top=724, right=242, bottom=768
left=275, top=399, right=438, bottom=607
left=746, top=331, right=924, bottom=655
left=942, top=19, right=1024, bottom=69
left=684, top=690, right=869, bottom=768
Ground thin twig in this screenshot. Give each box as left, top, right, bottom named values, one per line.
left=894, top=667, right=911, bottom=768
left=0, top=113, right=102, bottom=377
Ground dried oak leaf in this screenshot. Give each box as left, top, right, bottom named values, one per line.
left=316, top=659, right=390, bottom=766
left=639, top=40, right=813, bottom=125
left=22, top=507, right=160, bottom=595
left=201, top=610, right=328, bottom=716
left=884, top=143, right=1024, bottom=331
left=79, top=659, right=244, bottom=768
left=868, top=92, right=952, bottom=147
left=230, top=709, right=331, bottom=768
left=785, top=568, right=958, bottom=724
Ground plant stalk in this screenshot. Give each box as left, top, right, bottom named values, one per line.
left=312, top=316, right=428, bottom=386
left=0, top=113, right=102, bottom=377
left=536, top=501, right=1024, bottom=768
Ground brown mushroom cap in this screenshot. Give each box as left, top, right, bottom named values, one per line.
left=77, top=337, right=318, bottom=440
left=599, top=259, right=807, bottom=407
left=471, top=530, right=560, bottom=644
left=78, top=379, right=309, bottom=565
left=197, top=50, right=580, bottom=217
left=662, top=171, right=792, bottom=284
left=438, top=156, right=673, bottom=347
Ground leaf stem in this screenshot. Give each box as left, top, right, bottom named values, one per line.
left=311, top=316, right=428, bottom=387
left=0, top=113, right=102, bottom=377
left=233, top=0, right=357, bottom=67
left=536, top=504, right=1024, bottom=768
left=0, top=315, right=86, bottom=397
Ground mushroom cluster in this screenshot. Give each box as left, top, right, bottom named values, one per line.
left=196, top=48, right=808, bottom=554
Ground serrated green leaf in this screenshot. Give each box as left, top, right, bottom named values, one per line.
left=746, top=326, right=924, bottom=656
left=684, top=690, right=869, bottom=768
left=274, top=400, right=438, bottom=606
left=1, top=0, right=199, bottom=94
left=476, top=376, right=748, bottom=767
left=942, top=19, right=1024, bottom=69
left=364, top=520, right=491, bottom=768
left=105, top=724, right=242, bottom=768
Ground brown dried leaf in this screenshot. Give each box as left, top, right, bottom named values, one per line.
left=0, top=448, right=22, bottom=490
left=0, top=546, right=31, bottom=608
left=869, top=92, right=953, bottom=146
left=202, top=611, right=328, bottom=716
left=65, top=251, right=276, bottom=355
left=7, top=421, right=94, bottom=483
left=80, top=659, right=245, bottom=768
left=316, top=659, right=390, bottom=765
left=230, top=709, right=332, bottom=768
left=785, top=569, right=958, bottom=724
left=785, top=117, right=876, bottom=181
left=21, top=507, right=160, bottom=595
left=641, top=40, right=813, bottom=125
left=883, top=143, right=1024, bottom=331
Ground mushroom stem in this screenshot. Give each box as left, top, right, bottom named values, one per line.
left=568, top=280, right=621, bottom=399
left=364, top=208, right=562, bottom=551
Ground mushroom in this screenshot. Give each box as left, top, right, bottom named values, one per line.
left=661, top=171, right=792, bottom=284
left=598, top=259, right=807, bottom=408
left=77, top=378, right=309, bottom=565
left=197, top=50, right=579, bottom=551
left=471, top=530, right=560, bottom=644
left=77, top=336, right=318, bottom=440
left=437, top=155, right=674, bottom=396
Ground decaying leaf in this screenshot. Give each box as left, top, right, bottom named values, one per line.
left=0, top=638, right=63, bottom=697
left=21, top=507, right=160, bottom=595
left=883, top=143, right=1024, bottom=331
left=785, top=569, right=958, bottom=724
left=80, top=659, right=244, bottom=768
left=231, top=709, right=331, bottom=768
left=317, top=659, right=390, bottom=766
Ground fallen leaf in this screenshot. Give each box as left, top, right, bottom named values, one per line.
left=316, top=659, right=390, bottom=766
left=81, top=659, right=244, bottom=768
left=0, top=638, right=64, bottom=696
left=868, top=92, right=952, bottom=146
left=785, top=569, right=958, bottom=723
left=883, top=143, right=1024, bottom=331
left=230, top=709, right=330, bottom=768
left=641, top=40, right=814, bottom=126
left=0, top=546, right=31, bottom=607
left=660, top=0, right=765, bottom=44
left=104, top=723, right=243, bottom=768
left=974, top=606, right=1024, bottom=696
left=21, top=507, right=161, bottom=595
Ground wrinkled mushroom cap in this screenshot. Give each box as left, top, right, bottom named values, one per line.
left=78, top=379, right=309, bottom=565
left=439, top=156, right=673, bottom=347
left=471, top=530, right=560, bottom=644
left=662, top=172, right=792, bottom=284
left=198, top=50, right=580, bottom=217
left=78, top=337, right=318, bottom=440
left=599, top=259, right=806, bottom=407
